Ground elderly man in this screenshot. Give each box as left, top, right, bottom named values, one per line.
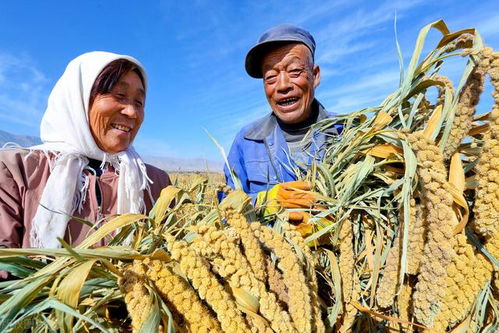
left=224, top=23, right=341, bottom=209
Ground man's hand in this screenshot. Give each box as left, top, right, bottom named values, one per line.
left=257, top=181, right=334, bottom=239
left=289, top=209, right=334, bottom=243
left=256, top=180, right=317, bottom=214
left=275, top=181, right=317, bottom=208
left=257, top=181, right=319, bottom=229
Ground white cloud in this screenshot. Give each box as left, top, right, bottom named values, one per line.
left=324, top=70, right=400, bottom=97
left=293, top=0, right=352, bottom=25
left=315, top=0, right=426, bottom=64
left=476, top=13, right=499, bottom=39
left=0, top=52, right=49, bottom=129
left=328, top=93, right=388, bottom=115
left=321, top=51, right=398, bottom=79
left=321, top=69, right=400, bottom=114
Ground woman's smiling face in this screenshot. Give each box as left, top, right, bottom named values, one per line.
left=88, top=70, right=145, bottom=153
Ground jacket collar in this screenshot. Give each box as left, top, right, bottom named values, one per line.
left=244, top=99, right=329, bottom=141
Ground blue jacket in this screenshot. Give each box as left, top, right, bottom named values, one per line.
left=224, top=100, right=342, bottom=199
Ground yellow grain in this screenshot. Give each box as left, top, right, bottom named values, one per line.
left=282, top=222, right=324, bottom=333
left=141, top=258, right=222, bottom=332
left=223, top=208, right=267, bottom=282
left=119, top=263, right=153, bottom=332
left=485, top=232, right=499, bottom=299
left=338, top=219, right=355, bottom=304
left=265, top=257, right=289, bottom=306
left=408, top=132, right=458, bottom=327
left=432, top=233, right=493, bottom=331
left=166, top=234, right=252, bottom=333
left=472, top=50, right=499, bottom=238
left=223, top=209, right=297, bottom=333
left=376, top=225, right=401, bottom=308
left=432, top=74, right=454, bottom=107
left=191, top=222, right=260, bottom=296
left=339, top=271, right=360, bottom=331
left=252, top=223, right=312, bottom=333
left=441, top=34, right=474, bottom=54
left=443, top=60, right=487, bottom=159
left=407, top=200, right=425, bottom=275
left=397, top=283, right=413, bottom=332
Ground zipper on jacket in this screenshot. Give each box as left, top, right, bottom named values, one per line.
left=263, top=139, right=282, bottom=183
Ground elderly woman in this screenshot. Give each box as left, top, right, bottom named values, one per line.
left=0, top=51, right=170, bottom=249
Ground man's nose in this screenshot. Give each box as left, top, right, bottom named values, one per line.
left=276, top=72, right=292, bottom=93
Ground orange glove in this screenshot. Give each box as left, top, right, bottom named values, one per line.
left=277, top=181, right=320, bottom=235
left=275, top=181, right=317, bottom=209
left=256, top=181, right=317, bottom=215
left=257, top=181, right=324, bottom=237
left=257, top=181, right=335, bottom=242
left=289, top=209, right=335, bottom=245
left=288, top=211, right=314, bottom=235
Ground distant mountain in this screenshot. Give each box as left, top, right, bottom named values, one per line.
left=0, top=129, right=42, bottom=147
left=142, top=155, right=224, bottom=173
left=0, top=129, right=223, bottom=172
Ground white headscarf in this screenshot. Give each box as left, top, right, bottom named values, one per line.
left=30, top=51, right=151, bottom=248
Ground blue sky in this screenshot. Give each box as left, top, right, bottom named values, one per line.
left=0, top=0, right=498, bottom=161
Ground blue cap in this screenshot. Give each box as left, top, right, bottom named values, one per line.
left=245, top=23, right=316, bottom=78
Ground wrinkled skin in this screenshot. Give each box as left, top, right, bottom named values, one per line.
left=89, top=71, right=145, bottom=153
left=261, top=43, right=320, bottom=124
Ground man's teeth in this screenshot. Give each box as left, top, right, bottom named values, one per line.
left=112, top=124, right=131, bottom=132
left=278, top=98, right=299, bottom=106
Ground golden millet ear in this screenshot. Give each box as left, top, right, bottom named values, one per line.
left=408, top=132, right=457, bottom=327
left=376, top=224, right=401, bottom=309
left=253, top=224, right=313, bottom=333
left=432, top=234, right=494, bottom=330
left=471, top=73, right=499, bottom=238
left=143, top=259, right=221, bottom=332
left=223, top=208, right=267, bottom=282
left=166, top=234, right=252, bottom=333
left=485, top=232, right=499, bottom=299
left=191, top=221, right=260, bottom=296
left=282, top=222, right=324, bottom=333
left=119, top=263, right=154, bottom=333
left=443, top=59, right=487, bottom=160
left=396, top=283, right=413, bottom=331
left=407, top=199, right=426, bottom=275
left=338, top=219, right=355, bottom=304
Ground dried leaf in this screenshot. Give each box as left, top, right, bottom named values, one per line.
left=372, top=111, right=393, bottom=132
left=363, top=143, right=403, bottom=158
left=423, top=104, right=443, bottom=139
left=468, top=123, right=490, bottom=136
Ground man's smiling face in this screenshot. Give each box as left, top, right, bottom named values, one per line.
left=261, top=43, right=320, bottom=124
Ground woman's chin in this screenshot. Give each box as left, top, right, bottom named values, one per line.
left=99, top=141, right=131, bottom=154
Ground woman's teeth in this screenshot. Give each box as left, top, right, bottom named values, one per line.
left=112, top=124, right=131, bottom=132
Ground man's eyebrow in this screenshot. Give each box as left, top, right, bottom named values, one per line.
left=286, top=56, right=306, bottom=65
left=262, top=63, right=276, bottom=72
left=263, top=56, right=305, bottom=71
